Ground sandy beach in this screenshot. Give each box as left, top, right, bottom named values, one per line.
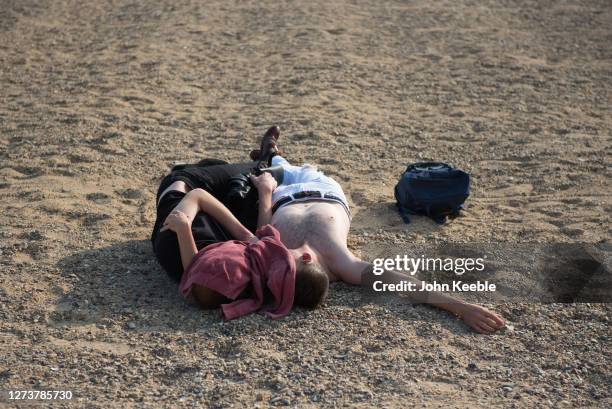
left=0, top=0, right=610, bottom=407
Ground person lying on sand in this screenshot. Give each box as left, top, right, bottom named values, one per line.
left=152, top=126, right=505, bottom=333
left=151, top=126, right=285, bottom=282
left=159, top=194, right=324, bottom=320
left=151, top=142, right=329, bottom=317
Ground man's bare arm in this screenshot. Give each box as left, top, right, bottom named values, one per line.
left=161, top=210, right=198, bottom=269
left=255, top=186, right=273, bottom=228
left=250, top=173, right=277, bottom=228
left=169, top=188, right=254, bottom=241
left=327, top=250, right=505, bottom=333
left=175, top=223, right=198, bottom=269
left=328, top=254, right=462, bottom=306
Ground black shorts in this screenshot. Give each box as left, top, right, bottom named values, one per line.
left=151, top=160, right=259, bottom=282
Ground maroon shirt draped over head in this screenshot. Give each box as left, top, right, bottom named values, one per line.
left=179, top=225, right=296, bottom=320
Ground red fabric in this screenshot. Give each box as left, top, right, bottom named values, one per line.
left=178, top=225, right=296, bottom=320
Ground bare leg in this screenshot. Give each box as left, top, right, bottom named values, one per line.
left=157, top=181, right=190, bottom=206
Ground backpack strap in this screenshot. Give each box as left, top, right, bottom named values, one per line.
left=397, top=204, right=412, bottom=224
left=394, top=185, right=412, bottom=223
left=425, top=204, right=447, bottom=225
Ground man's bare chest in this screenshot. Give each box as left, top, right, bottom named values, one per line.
left=271, top=201, right=349, bottom=248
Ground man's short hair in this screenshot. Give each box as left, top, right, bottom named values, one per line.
left=294, top=261, right=329, bottom=309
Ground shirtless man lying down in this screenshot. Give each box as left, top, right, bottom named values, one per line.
left=259, top=154, right=505, bottom=333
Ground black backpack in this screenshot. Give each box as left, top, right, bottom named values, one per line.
left=394, top=162, right=470, bottom=224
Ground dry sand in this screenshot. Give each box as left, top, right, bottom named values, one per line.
left=0, top=0, right=610, bottom=407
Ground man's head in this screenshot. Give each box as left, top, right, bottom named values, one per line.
left=293, top=252, right=329, bottom=309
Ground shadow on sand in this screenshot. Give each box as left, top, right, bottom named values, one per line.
left=53, top=239, right=481, bottom=338
left=54, top=239, right=191, bottom=329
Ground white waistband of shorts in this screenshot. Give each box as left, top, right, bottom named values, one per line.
left=272, top=191, right=351, bottom=219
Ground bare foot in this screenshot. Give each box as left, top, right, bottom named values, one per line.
left=457, top=303, right=505, bottom=334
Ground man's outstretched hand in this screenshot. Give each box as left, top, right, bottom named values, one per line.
left=456, top=303, right=506, bottom=334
